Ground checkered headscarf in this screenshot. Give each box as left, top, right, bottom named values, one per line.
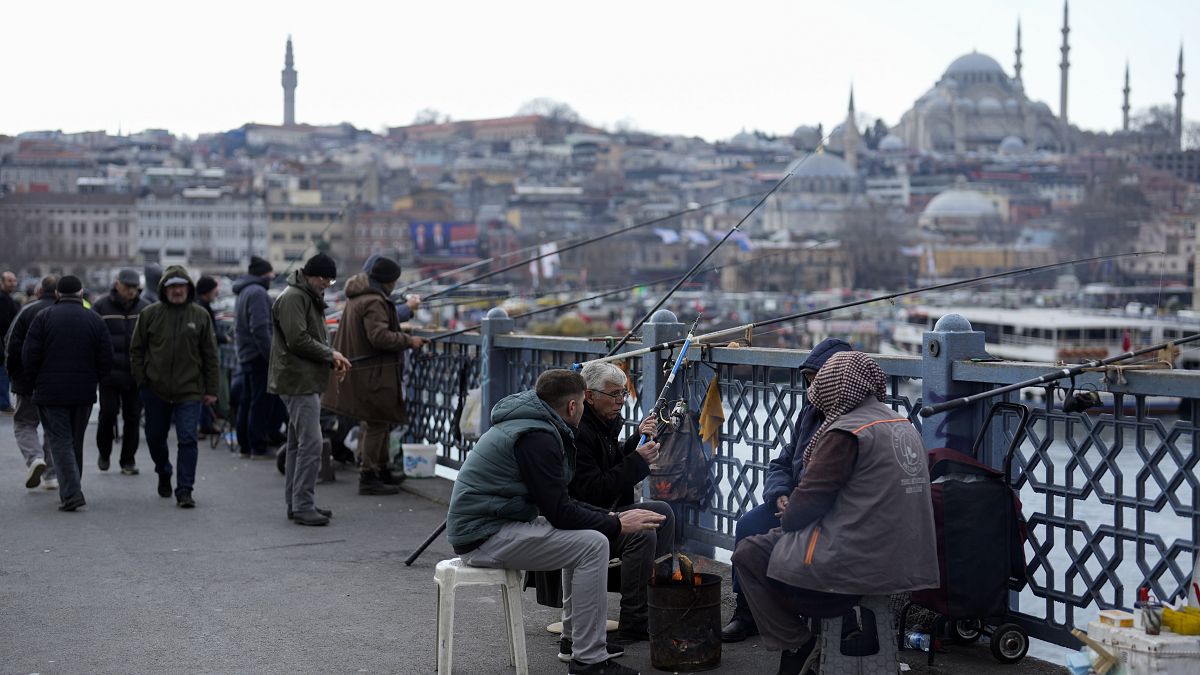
left=802, top=351, right=888, bottom=466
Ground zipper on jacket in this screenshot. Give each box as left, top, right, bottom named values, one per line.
left=804, top=526, right=821, bottom=565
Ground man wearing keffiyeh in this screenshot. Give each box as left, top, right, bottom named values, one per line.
left=731, top=351, right=939, bottom=675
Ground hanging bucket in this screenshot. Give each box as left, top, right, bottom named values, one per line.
left=647, top=572, right=722, bottom=671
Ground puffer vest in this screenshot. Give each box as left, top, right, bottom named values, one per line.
left=767, top=398, right=940, bottom=595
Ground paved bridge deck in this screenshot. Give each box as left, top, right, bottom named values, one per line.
left=0, top=415, right=1065, bottom=674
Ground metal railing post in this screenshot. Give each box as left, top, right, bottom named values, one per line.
left=479, top=307, right=514, bottom=436
left=919, top=313, right=991, bottom=459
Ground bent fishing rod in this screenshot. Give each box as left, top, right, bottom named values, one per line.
left=577, top=250, right=1163, bottom=368
left=919, top=331, right=1200, bottom=418
left=421, top=191, right=765, bottom=302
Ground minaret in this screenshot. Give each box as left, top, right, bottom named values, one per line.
left=1122, top=62, right=1131, bottom=131
left=1014, top=19, right=1023, bottom=86
left=1059, top=1, right=1070, bottom=132
left=282, top=36, right=298, bottom=126
left=844, top=85, right=860, bottom=170
left=1175, top=45, right=1185, bottom=150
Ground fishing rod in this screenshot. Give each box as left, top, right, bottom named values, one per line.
left=918, top=332, right=1200, bottom=418
left=602, top=173, right=796, bottom=358
left=422, top=191, right=765, bottom=301
left=404, top=235, right=585, bottom=294
left=636, top=315, right=702, bottom=445
left=577, top=251, right=1163, bottom=368
left=274, top=200, right=357, bottom=283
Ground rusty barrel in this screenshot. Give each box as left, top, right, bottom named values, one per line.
left=647, top=572, right=722, bottom=671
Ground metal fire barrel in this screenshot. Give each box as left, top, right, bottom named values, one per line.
left=647, top=572, right=722, bottom=671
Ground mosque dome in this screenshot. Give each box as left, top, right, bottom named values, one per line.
left=878, top=134, right=906, bottom=152
left=999, top=135, right=1026, bottom=153
left=956, top=97, right=976, bottom=112
left=978, top=97, right=1003, bottom=114
left=944, top=52, right=1007, bottom=78
left=786, top=151, right=856, bottom=178
left=1004, top=98, right=1021, bottom=113
left=1032, top=101, right=1053, bottom=115
left=922, top=189, right=997, bottom=219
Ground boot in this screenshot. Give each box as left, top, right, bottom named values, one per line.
left=379, top=466, right=406, bottom=486
left=358, top=471, right=400, bottom=496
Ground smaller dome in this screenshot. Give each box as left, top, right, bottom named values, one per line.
left=922, top=189, right=997, bottom=219
left=1004, top=98, right=1021, bottom=113
left=786, top=151, right=856, bottom=179
left=956, top=97, right=975, bottom=112
left=1032, top=101, right=1053, bottom=115
left=999, top=135, right=1026, bottom=153
left=878, top=134, right=906, bottom=152
left=978, top=97, right=1003, bottom=113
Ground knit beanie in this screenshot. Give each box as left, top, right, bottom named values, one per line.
left=368, top=257, right=402, bottom=284
left=196, top=276, right=218, bottom=296
left=57, top=275, right=83, bottom=295
left=248, top=255, right=273, bottom=277
left=302, top=253, right=338, bottom=280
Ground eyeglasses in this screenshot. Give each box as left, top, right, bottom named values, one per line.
left=589, top=388, right=629, bottom=400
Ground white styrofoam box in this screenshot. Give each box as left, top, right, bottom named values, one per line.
left=403, top=443, right=438, bottom=478
left=1089, top=620, right=1200, bottom=675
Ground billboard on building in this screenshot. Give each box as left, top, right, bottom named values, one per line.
left=409, top=221, right=478, bottom=257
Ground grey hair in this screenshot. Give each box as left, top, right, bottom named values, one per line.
left=580, top=361, right=627, bottom=391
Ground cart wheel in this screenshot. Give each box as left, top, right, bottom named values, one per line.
left=951, top=619, right=984, bottom=643
left=276, top=447, right=286, bottom=475
left=989, top=623, right=1028, bottom=664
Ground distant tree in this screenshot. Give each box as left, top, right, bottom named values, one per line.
left=1061, top=175, right=1150, bottom=281
left=412, top=108, right=450, bottom=125
left=837, top=206, right=912, bottom=289
left=1186, top=121, right=1200, bottom=150
left=516, top=98, right=582, bottom=124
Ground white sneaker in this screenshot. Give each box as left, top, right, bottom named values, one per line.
left=42, top=477, right=59, bottom=490
left=25, top=458, right=46, bottom=488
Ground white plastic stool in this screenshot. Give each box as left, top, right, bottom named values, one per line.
left=434, top=558, right=528, bottom=675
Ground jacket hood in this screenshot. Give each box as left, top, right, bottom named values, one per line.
left=800, top=338, right=853, bottom=374
left=232, top=274, right=269, bottom=295
left=157, top=265, right=195, bottom=302
left=343, top=273, right=374, bottom=299
left=287, top=269, right=327, bottom=308
left=491, top=390, right=576, bottom=440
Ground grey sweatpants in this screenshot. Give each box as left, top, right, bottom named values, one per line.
left=14, top=394, right=54, bottom=480
left=462, top=517, right=610, bottom=665
left=281, top=393, right=322, bottom=515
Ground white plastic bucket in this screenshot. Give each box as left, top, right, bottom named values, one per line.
left=403, top=443, right=438, bottom=478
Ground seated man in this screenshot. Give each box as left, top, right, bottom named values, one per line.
left=569, top=362, right=675, bottom=649
left=447, top=369, right=665, bottom=675
left=731, top=351, right=939, bottom=675
left=722, top=338, right=852, bottom=642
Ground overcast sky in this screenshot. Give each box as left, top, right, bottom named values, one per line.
left=3, top=0, right=1197, bottom=142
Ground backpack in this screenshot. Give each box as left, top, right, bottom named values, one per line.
left=648, top=406, right=715, bottom=505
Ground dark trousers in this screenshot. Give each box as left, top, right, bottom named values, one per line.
left=97, top=382, right=142, bottom=466
left=731, top=501, right=783, bottom=621
left=38, top=404, right=91, bottom=505
left=141, top=388, right=201, bottom=496
left=237, top=357, right=279, bottom=455
left=731, top=529, right=859, bottom=651
left=613, top=500, right=675, bottom=632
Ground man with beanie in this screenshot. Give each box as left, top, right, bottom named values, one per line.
left=142, top=263, right=162, bottom=304
left=21, top=275, right=112, bottom=511
left=322, top=256, right=426, bottom=495
left=194, top=275, right=227, bottom=436
left=270, top=253, right=351, bottom=525
left=6, top=275, right=60, bottom=490
left=130, top=266, right=220, bottom=508
left=722, top=337, right=853, bottom=642
left=92, top=269, right=150, bottom=474
left=233, top=255, right=282, bottom=458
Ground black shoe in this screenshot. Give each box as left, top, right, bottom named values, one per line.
left=721, top=617, right=759, bottom=643
left=276, top=447, right=286, bottom=475
left=98, top=456, right=110, bottom=471
left=777, top=637, right=816, bottom=675
left=58, top=494, right=87, bottom=512
left=611, top=628, right=649, bottom=645
left=378, top=466, right=406, bottom=486
left=120, top=464, right=140, bottom=476
left=568, top=658, right=639, bottom=675
left=288, top=506, right=332, bottom=520
left=557, top=637, right=625, bottom=663
left=358, top=472, right=401, bottom=495
left=292, top=510, right=330, bottom=526
left=176, top=491, right=196, bottom=508
left=157, top=474, right=172, bottom=498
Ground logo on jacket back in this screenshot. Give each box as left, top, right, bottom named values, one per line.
left=892, top=426, right=923, bottom=477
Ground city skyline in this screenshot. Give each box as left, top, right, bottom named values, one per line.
left=4, top=0, right=1199, bottom=142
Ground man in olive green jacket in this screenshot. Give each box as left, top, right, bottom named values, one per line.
left=268, top=254, right=351, bottom=526
left=129, top=266, right=219, bottom=508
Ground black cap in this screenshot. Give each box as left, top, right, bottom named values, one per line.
left=196, top=276, right=218, bottom=296
left=368, top=257, right=402, bottom=284
left=57, top=275, right=83, bottom=295
left=301, top=253, right=337, bottom=280
left=248, top=255, right=273, bottom=277
left=117, top=269, right=140, bottom=287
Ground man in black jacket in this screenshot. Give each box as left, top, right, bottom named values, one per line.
left=92, top=269, right=150, bottom=474
left=0, top=270, right=20, bottom=413
left=6, top=275, right=59, bottom=490
left=22, top=276, right=113, bottom=511
left=233, top=256, right=281, bottom=458
left=570, top=361, right=675, bottom=646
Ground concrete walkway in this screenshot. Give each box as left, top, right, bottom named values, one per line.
left=0, top=414, right=1065, bottom=674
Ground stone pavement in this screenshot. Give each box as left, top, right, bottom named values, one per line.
left=0, top=415, right=1065, bottom=674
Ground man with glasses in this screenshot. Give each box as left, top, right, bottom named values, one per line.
left=567, top=361, right=675, bottom=650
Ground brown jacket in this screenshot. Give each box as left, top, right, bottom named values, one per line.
left=321, top=274, right=416, bottom=424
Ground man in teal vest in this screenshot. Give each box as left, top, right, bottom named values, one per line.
left=447, top=369, right=666, bottom=675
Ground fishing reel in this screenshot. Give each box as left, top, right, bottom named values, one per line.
left=651, top=399, right=688, bottom=441
left=1060, top=378, right=1102, bottom=414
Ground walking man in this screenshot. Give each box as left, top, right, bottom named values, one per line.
left=92, top=269, right=150, bottom=475
left=321, top=256, right=425, bottom=496
left=129, top=266, right=220, bottom=508
left=0, top=270, right=20, bottom=413
left=21, top=276, right=112, bottom=511
left=233, top=256, right=280, bottom=458
left=269, top=253, right=351, bottom=525
left=6, top=275, right=59, bottom=490
left=195, top=275, right=227, bottom=436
